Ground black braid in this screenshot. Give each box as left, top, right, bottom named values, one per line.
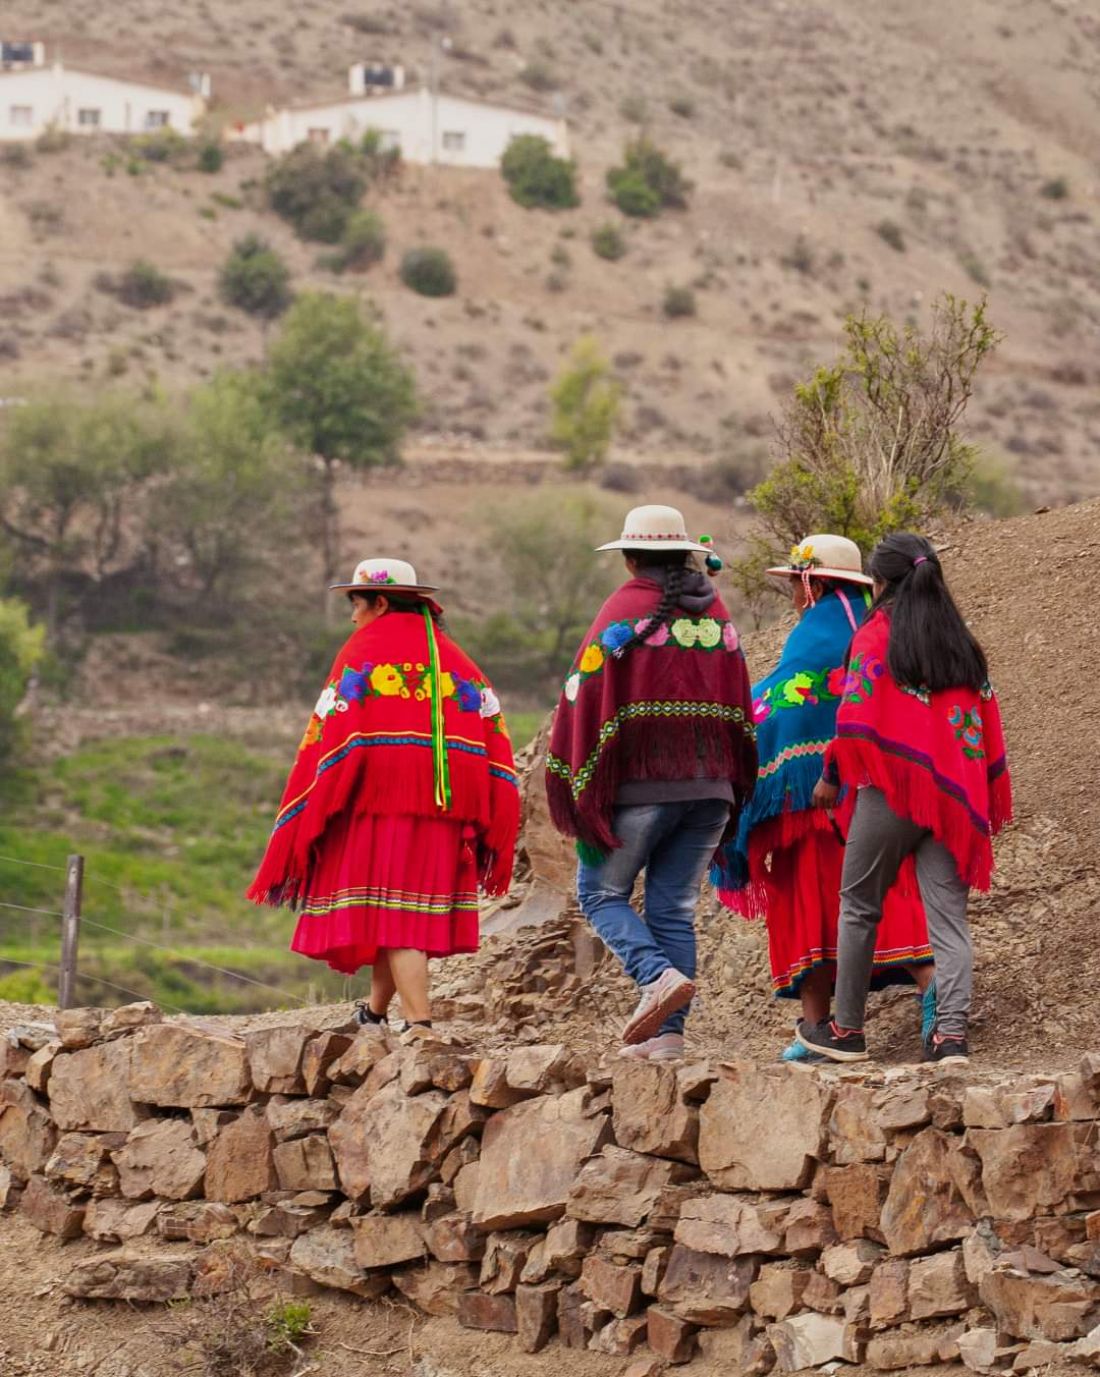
left=614, top=557, right=689, bottom=657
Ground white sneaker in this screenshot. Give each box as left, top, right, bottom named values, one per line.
left=618, top=1033, right=686, bottom=1063
left=622, top=968, right=695, bottom=1046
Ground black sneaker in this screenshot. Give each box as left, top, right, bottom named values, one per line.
left=354, top=1002, right=387, bottom=1028
left=923, top=1032, right=969, bottom=1065
left=795, top=1018, right=868, bottom=1063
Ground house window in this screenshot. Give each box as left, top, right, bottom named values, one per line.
left=442, top=130, right=466, bottom=152
left=9, top=105, right=33, bottom=127
left=307, top=127, right=331, bottom=144
left=144, top=110, right=170, bottom=129
left=78, top=108, right=101, bottom=128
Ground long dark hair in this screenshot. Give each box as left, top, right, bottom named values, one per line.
left=613, top=550, right=691, bottom=656
left=869, top=532, right=987, bottom=692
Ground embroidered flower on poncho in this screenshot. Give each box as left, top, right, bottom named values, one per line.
left=670, top=618, right=698, bottom=647
left=696, top=618, right=722, bottom=648
left=579, top=644, right=605, bottom=673
left=370, top=664, right=405, bottom=697
left=564, top=672, right=582, bottom=702
left=600, top=622, right=634, bottom=653
left=722, top=622, right=740, bottom=652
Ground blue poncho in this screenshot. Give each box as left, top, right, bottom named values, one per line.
left=713, top=586, right=868, bottom=892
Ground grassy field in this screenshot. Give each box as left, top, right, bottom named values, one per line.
left=0, top=714, right=544, bottom=1014
left=0, top=734, right=354, bottom=1013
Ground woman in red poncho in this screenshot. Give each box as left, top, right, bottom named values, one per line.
left=248, top=557, right=520, bottom=1040
left=798, top=533, right=1012, bottom=1066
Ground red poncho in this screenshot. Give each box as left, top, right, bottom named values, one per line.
left=248, top=609, right=520, bottom=906
left=546, top=578, right=757, bottom=855
left=827, top=609, right=1012, bottom=890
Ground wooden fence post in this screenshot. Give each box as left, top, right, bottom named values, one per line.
left=59, top=853, right=84, bottom=1010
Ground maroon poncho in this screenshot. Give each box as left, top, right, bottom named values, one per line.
left=546, top=577, right=757, bottom=856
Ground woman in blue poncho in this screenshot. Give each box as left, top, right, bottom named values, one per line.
left=713, top=535, right=935, bottom=1060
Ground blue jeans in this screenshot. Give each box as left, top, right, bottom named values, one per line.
left=576, top=798, right=731, bottom=1035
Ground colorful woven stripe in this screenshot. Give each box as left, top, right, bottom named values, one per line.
left=424, top=605, right=452, bottom=811
left=756, top=739, right=831, bottom=781
left=299, top=882, right=479, bottom=918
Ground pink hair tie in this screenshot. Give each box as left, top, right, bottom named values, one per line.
left=913, top=556, right=928, bottom=566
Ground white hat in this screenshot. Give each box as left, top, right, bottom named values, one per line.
left=329, top=557, right=439, bottom=595
left=765, top=534, right=873, bottom=586
left=597, top=504, right=712, bottom=554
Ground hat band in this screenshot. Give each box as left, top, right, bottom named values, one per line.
left=620, top=531, right=689, bottom=541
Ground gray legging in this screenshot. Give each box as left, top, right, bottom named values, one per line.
left=834, top=786, right=971, bottom=1039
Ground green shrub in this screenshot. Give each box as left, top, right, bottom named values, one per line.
left=0, top=599, right=43, bottom=759
left=669, top=95, right=695, bottom=118
left=218, top=235, right=292, bottom=318
left=591, top=223, right=627, bottom=261
left=1040, top=176, right=1069, bottom=200
left=781, top=234, right=815, bottom=275
left=606, top=169, right=660, bottom=218
left=520, top=60, right=557, bottom=91
left=1, top=144, right=32, bottom=170
left=619, top=93, right=648, bottom=124
left=663, top=285, right=696, bottom=319
left=500, top=134, right=579, bottom=210
left=133, top=128, right=186, bottom=164
left=197, top=141, right=224, bottom=173
left=607, top=137, right=690, bottom=218
left=116, top=260, right=176, bottom=308
left=876, top=220, right=906, bottom=252
left=959, top=251, right=991, bottom=288
left=400, top=246, right=456, bottom=297
left=266, top=143, right=368, bottom=243
left=35, top=126, right=70, bottom=154
left=339, top=208, right=387, bottom=270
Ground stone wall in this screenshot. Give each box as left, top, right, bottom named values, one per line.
left=5, top=1004, right=1100, bottom=1374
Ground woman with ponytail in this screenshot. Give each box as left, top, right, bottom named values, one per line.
left=713, top=535, right=934, bottom=1062
left=546, top=505, right=757, bottom=1062
left=798, top=533, right=1012, bottom=1065
left=249, top=558, right=519, bottom=1043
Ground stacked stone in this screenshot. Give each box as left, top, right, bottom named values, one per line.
left=6, top=1004, right=1100, bottom=1372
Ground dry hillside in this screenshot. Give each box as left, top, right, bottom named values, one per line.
left=1, top=0, right=1099, bottom=500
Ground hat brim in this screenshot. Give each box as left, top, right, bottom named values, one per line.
left=329, top=582, right=440, bottom=595
left=597, top=538, right=712, bottom=553
left=765, top=566, right=873, bottom=586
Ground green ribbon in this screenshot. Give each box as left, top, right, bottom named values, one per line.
left=424, top=606, right=452, bottom=811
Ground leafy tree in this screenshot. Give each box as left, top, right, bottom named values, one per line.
left=549, top=336, right=621, bottom=474
left=500, top=135, right=579, bottom=210
left=0, top=597, right=43, bottom=758
left=732, top=295, right=1000, bottom=618
left=456, top=493, right=620, bottom=695
left=266, top=143, right=368, bottom=243
left=0, top=390, right=171, bottom=639
left=264, top=294, right=418, bottom=592
left=400, top=246, right=456, bottom=297
left=607, top=137, right=691, bottom=218
left=153, top=372, right=307, bottom=606
left=218, top=235, right=292, bottom=319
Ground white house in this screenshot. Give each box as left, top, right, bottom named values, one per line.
left=233, top=87, right=569, bottom=167
left=0, top=61, right=208, bottom=140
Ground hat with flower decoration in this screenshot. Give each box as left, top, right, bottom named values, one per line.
left=765, top=534, right=873, bottom=587
left=596, top=504, right=714, bottom=554
left=329, top=557, right=439, bottom=595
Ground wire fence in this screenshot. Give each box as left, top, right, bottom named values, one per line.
left=0, top=850, right=324, bottom=1014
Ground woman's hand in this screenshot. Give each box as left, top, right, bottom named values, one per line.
left=812, top=778, right=839, bottom=810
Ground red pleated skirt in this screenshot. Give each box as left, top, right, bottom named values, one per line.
left=725, top=810, right=933, bottom=998
left=290, top=812, right=480, bottom=975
